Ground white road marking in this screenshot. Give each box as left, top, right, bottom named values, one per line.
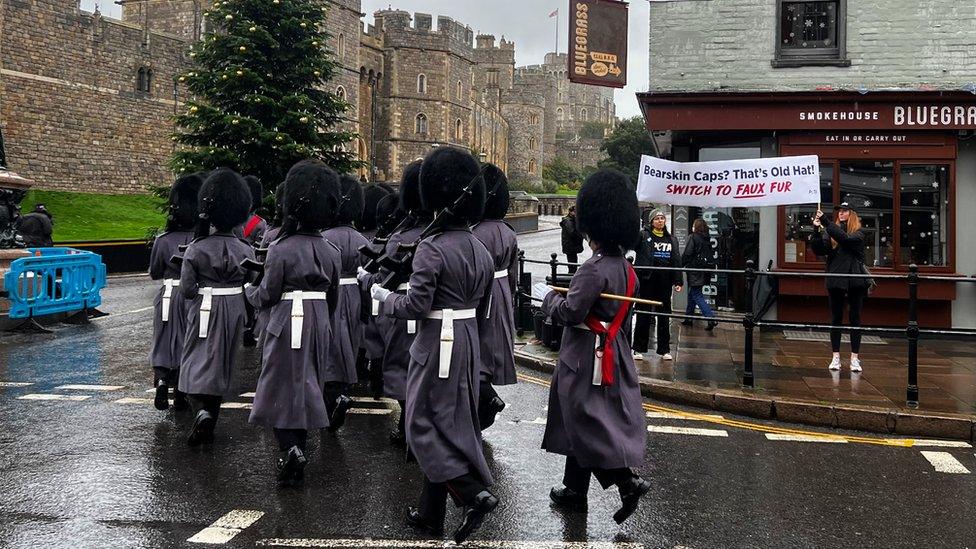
left=765, top=433, right=848, bottom=444
left=920, top=451, right=971, bottom=474
left=256, top=540, right=645, bottom=548
left=96, top=306, right=154, bottom=319
left=0, top=382, right=33, bottom=388
left=646, top=411, right=724, bottom=421
left=510, top=417, right=548, bottom=426
left=115, top=397, right=167, bottom=405
left=55, top=384, right=124, bottom=392
left=188, top=509, right=265, bottom=544
left=239, top=392, right=256, bottom=398
left=17, top=394, right=90, bottom=402
left=910, top=439, right=972, bottom=448
left=647, top=425, right=728, bottom=437
left=220, top=402, right=253, bottom=410
left=347, top=409, right=392, bottom=415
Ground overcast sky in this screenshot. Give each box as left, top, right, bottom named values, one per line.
left=84, top=0, right=648, bottom=119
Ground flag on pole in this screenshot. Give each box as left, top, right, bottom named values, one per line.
left=549, top=8, right=558, bottom=17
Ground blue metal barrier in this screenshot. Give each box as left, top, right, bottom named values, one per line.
left=3, top=248, right=107, bottom=320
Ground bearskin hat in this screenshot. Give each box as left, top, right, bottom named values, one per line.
left=244, top=175, right=263, bottom=213
left=337, top=174, right=365, bottom=227
left=375, top=192, right=404, bottom=236
left=419, top=148, right=485, bottom=222
left=398, top=160, right=424, bottom=214
left=376, top=182, right=396, bottom=194
left=167, top=173, right=204, bottom=231
left=281, top=159, right=341, bottom=233
left=481, top=164, right=510, bottom=221
left=198, top=168, right=252, bottom=234
left=576, top=169, right=640, bottom=252
left=271, top=182, right=286, bottom=227
left=361, top=184, right=392, bottom=231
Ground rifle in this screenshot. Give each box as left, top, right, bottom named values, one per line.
left=359, top=212, right=414, bottom=274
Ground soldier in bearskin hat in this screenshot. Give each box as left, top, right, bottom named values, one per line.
left=148, top=173, right=204, bottom=412
left=178, top=169, right=255, bottom=447
left=532, top=169, right=650, bottom=524
left=246, top=159, right=342, bottom=485
left=319, top=175, right=370, bottom=432
left=471, top=164, right=518, bottom=430
left=259, top=183, right=286, bottom=248
left=238, top=175, right=268, bottom=247
left=370, top=148, right=498, bottom=544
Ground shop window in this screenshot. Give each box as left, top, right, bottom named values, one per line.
left=783, top=162, right=834, bottom=264
left=838, top=161, right=894, bottom=268
left=900, top=165, right=949, bottom=267
left=415, top=113, right=428, bottom=135
left=773, top=0, right=849, bottom=68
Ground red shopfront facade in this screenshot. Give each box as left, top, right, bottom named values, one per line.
left=637, top=91, right=976, bottom=328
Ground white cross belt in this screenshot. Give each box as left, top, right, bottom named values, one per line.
left=282, top=291, right=329, bottom=349
left=198, top=286, right=244, bottom=339
left=493, top=270, right=508, bottom=279
left=575, top=321, right=610, bottom=386
left=161, top=279, right=179, bottom=323
left=426, top=308, right=477, bottom=379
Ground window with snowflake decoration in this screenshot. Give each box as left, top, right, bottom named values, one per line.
left=784, top=163, right=834, bottom=263
left=837, top=161, right=894, bottom=267
left=899, top=165, right=949, bottom=266
left=774, top=0, right=849, bottom=67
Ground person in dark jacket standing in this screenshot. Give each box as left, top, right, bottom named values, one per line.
left=632, top=209, right=682, bottom=360
left=560, top=206, right=585, bottom=273
left=812, top=203, right=869, bottom=372
left=16, top=204, right=54, bottom=247
left=680, top=218, right=718, bottom=331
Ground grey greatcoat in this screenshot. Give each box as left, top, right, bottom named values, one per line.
left=321, top=226, right=369, bottom=384
left=472, top=220, right=519, bottom=386
left=382, top=229, right=495, bottom=485
left=541, top=251, right=647, bottom=469
left=149, top=230, right=194, bottom=371
left=360, top=230, right=386, bottom=361
left=178, top=234, right=255, bottom=396
left=379, top=225, right=425, bottom=400
left=246, top=234, right=340, bottom=430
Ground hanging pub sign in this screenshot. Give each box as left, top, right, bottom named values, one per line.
left=568, top=0, right=629, bottom=89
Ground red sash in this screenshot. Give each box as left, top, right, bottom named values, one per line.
left=243, top=215, right=263, bottom=238
left=583, top=263, right=637, bottom=386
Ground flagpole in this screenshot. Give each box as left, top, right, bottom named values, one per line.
left=555, top=9, right=559, bottom=55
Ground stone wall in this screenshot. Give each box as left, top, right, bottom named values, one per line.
left=501, top=89, right=545, bottom=182
left=122, top=0, right=204, bottom=41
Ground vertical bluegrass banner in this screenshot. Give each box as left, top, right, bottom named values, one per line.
left=636, top=155, right=822, bottom=207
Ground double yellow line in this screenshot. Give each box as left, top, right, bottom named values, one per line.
left=515, top=372, right=917, bottom=448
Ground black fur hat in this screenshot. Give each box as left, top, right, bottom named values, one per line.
left=337, top=174, right=365, bottom=227
left=167, top=173, right=204, bottom=231
left=576, top=169, right=640, bottom=253
left=271, top=182, right=286, bottom=227
left=419, top=148, right=485, bottom=222
left=361, top=184, right=392, bottom=231
left=244, top=175, right=263, bottom=213
left=481, top=164, right=510, bottom=221
left=398, top=160, right=424, bottom=214
left=281, top=159, right=340, bottom=234
left=197, top=168, right=252, bottom=235
left=376, top=182, right=396, bottom=194
left=375, top=192, right=404, bottom=236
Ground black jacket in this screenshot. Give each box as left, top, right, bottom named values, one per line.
left=810, top=219, right=869, bottom=292
left=681, top=232, right=714, bottom=287
left=560, top=215, right=584, bottom=254
left=16, top=212, right=53, bottom=247
left=634, top=227, right=682, bottom=297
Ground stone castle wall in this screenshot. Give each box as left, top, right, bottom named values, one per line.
left=500, top=89, right=545, bottom=183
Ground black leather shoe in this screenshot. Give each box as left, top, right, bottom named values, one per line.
left=680, top=320, right=693, bottom=327
left=479, top=396, right=506, bottom=430
left=276, top=446, right=307, bottom=486
left=389, top=427, right=406, bottom=447
left=705, top=320, right=718, bottom=331
left=549, top=485, right=588, bottom=512
left=153, top=380, right=169, bottom=411
left=405, top=507, right=444, bottom=536
left=327, top=395, right=353, bottom=433
left=187, top=410, right=215, bottom=447
left=172, top=390, right=189, bottom=411
left=453, top=491, right=499, bottom=544
left=613, top=477, right=651, bottom=524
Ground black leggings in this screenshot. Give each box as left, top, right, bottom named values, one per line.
left=562, top=455, right=636, bottom=494
left=274, top=428, right=308, bottom=452
left=828, top=288, right=866, bottom=354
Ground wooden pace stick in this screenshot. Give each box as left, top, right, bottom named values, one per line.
left=550, top=286, right=663, bottom=307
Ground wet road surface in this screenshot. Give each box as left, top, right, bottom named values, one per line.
left=1, top=273, right=976, bottom=548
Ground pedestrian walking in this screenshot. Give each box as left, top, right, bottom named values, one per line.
left=632, top=209, right=682, bottom=361
left=239, top=175, right=267, bottom=247
left=560, top=205, right=584, bottom=273
left=471, top=164, right=518, bottom=430
left=148, top=173, right=203, bottom=412
left=812, top=203, right=869, bottom=372
left=258, top=183, right=285, bottom=249
left=532, top=169, right=650, bottom=525
left=357, top=183, right=395, bottom=392
left=177, top=169, right=254, bottom=447
left=680, top=218, right=718, bottom=331
left=246, top=160, right=342, bottom=485
left=320, top=175, right=370, bottom=432
left=371, top=148, right=499, bottom=544
left=360, top=190, right=402, bottom=399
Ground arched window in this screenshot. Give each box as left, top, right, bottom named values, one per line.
left=336, top=85, right=346, bottom=100
left=580, top=108, right=588, bottom=121
left=456, top=80, right=463, bottom=100
left=529, top=137, right=537, bottom=149
left=529, top=113, right=539, bottom=125
left=556, top=107, right=564, bottom=122
left=415, top=113, right=428, bottom=135
left=528, top=159, right=537, bottom=175
left=455, top=118, right=463, bottom=140
left=417, top=74, right=427, bottom=94
left=337, top=33, right=346, bottom=57
left=136, top=66, right=153, bottom=93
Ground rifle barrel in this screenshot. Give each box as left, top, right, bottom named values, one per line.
left=550, top=287, right=662, bottom=307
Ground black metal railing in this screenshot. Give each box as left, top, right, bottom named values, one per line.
left=515, top=250, right=976, bottom=409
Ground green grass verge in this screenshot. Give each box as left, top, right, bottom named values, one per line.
left=20, top=190, right=165, bottom=242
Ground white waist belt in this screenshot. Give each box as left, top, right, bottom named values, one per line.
left=427, top=308, right=477, bottom=379
left=575, top=321, right=610, bottom=386
left=493, top=270, right=508, bottom=279
left=198, top=287, right=244, bottom=339
left=282, top=291, right=329, bottom=349
left=161, top=279, right=179, bottom=323
left=338, top=277, right=358, bottom=286
left=485, top=270, right=509, bottom=319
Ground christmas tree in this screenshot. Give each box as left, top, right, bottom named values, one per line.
left=170, top=0, right=358, bottom=185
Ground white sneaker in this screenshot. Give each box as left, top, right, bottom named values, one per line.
left=850, top=357, right=863, bottom=372
left=661, top=353, right=674, bottom=361
left=827, top=356, right=841, bottom=371
left=632, top=352, right=643, bottom=362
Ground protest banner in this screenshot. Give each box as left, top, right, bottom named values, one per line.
left=636, top=155, right=821, bottom=208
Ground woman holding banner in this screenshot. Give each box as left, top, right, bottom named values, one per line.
left=812, top=203, right=868, bottom=372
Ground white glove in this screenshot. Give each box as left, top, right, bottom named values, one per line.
left=370, top=283, right=392, bottom=303
left=625, top=250, right=637, bottom=262
left=531, top=282, right=554, bottom=303
left=357, top=266, right=370, bottom=283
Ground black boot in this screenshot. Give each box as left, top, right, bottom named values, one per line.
left=327, top=395, right=353, bottom=433
left=369, top=360, right=384, bottom=400
left=478, top=396, right=506, bottom=431
left=613, top=476, right=651, bottom=524
left=549, top=485, right=588, bottom=512
left=680, top=319, right=693, bottom=327
left=242, top=329, right=257, bottom=348
left=389, top=427, right=406, bottom=447
left=187, top=410, right=215, bottom=447
left=153, top=379, right=169, bottom=411
left=453, top=491, right=499, bottom=544
left=172, top=390, right=189, bottom=411
left=705, top=320, right=718, bottom=331
left=405, top=507, right=445, bottom=536
left=276, top=446, right=308, bottom=486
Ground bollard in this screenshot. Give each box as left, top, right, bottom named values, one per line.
left=906, top=264, right=920, bottom=407
left=549, top=252, right=559, bottom=286
left=516, top=250, right=526, bottom=337
left=742, top=259, right=756, bottom=388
